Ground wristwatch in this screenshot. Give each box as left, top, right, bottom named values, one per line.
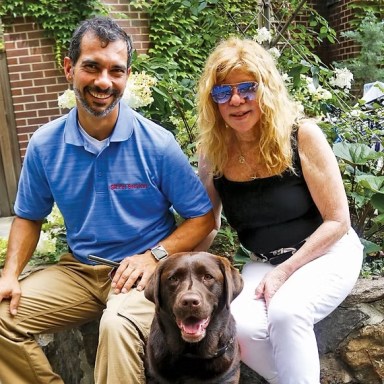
left=150, top=244, right=168, bottom=261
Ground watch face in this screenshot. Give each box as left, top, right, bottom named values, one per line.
left=152, top=246, right=168, bottom=260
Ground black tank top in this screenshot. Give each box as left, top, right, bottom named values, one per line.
left=213, top=132, right=322, bottom=254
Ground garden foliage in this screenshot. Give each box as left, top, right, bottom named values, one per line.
left=0, top=1, right=383, bottom=276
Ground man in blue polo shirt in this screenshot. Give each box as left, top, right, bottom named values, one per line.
left=0, top=17, right=214, bottom=384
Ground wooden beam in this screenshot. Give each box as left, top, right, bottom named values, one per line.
left=0, top=51, right=21, bottom=216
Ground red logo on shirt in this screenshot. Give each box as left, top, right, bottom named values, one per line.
left=110, top=183, right=148, bottom=190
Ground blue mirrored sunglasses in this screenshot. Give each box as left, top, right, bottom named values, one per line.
left=211, top=81, right=258, bottom=104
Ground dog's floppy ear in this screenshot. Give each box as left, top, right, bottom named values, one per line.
left=144, top=261, right=165, bottom=313
left=219, top=256, right=244, bottom=309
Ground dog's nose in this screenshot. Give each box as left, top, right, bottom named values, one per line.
left=181, top=292, right=201, bottom=308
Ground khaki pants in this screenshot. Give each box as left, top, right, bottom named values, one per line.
left=0, top=253, right=155, bottom=384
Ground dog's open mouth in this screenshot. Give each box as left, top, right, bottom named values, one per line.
left=176, top=316, right=210, bottom=342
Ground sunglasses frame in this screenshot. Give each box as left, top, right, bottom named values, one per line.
left=211, top=81, right=258, bottom=104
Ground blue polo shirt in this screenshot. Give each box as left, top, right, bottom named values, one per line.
left=15, top=102, right=212, bottom=264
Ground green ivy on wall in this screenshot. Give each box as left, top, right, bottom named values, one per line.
left=0, top=0, right=109, bottom=65
left=348, top=0, right=384, bottom=27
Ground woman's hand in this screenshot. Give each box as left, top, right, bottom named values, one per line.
left=255, top=266, right=290, bottom=307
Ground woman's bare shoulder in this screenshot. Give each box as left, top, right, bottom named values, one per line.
left=297, top=118, right=327, bottom=144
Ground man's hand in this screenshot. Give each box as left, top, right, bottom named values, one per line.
left=0, top=275, right=22, bottom=316
left=111, top=250, right=157, bottom=293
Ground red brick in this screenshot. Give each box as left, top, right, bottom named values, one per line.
left=18, top=106, right=39, bottom=115
left=6, top=48, right=30, bottom=57
left=11, top=88, right=22, bottom=96
left=26, top=117, right=51, bottom=126
left=11, top=79, right=34, bottom=88
left=23, top=87, right=45, bottom=96
left=38, top=108, right=59, bottom=117
left=12, top=95, right=36, bottom=104
left=22, top=71, right=44, bottom=80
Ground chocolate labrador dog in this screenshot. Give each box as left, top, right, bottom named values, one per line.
left=144, top=251, right=244, bottom=384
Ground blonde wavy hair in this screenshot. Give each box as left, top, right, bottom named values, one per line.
left=197, top=37, right=302, bottom=177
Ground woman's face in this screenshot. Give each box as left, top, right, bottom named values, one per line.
left=216, top=70, right=262, bottom=136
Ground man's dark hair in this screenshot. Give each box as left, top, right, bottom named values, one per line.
left=68, top=16, right=133, bottom=68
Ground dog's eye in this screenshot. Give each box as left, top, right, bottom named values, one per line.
left=204, top=274, right=214, bottom=281
left=168, top=276, right=178, bottom=282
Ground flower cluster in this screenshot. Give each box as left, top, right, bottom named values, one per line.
left=35, top=231, right=57, bottom=254
left=304, top=76, right=333, bottom=101
left=58, top=89, right=76, bottom=109
left=37, top=204, right=65, bottom=254
left=45, top=204, right=65, bottom=230
left=268, top=47, right=281, bottom=60
left=57, top=71, right=157, bottom=110
left=329, top=68, right=354, bottom=91
left=122, top=71, right=157, bottom=109
left=254, top=27, right=272, bottom=44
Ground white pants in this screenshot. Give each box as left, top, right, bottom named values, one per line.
left=231, top=229, right=363, bottom=384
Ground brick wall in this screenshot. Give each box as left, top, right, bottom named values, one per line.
left=3, top=1, right=149, bottom=159
left=2, top=1, right=363, bottom=160
left=311, top=0, right=361, bottom=65
left=325, top=0, right=361, bottom=62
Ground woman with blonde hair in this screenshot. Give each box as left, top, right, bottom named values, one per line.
left=195, top=37, right=363, bottom=383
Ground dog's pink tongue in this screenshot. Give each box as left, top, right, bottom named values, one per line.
left=182, top=320, right=204, bottom=334
left=178, top=317, right=209, bottom=335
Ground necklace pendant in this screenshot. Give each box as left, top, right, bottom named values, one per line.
left=238, top=155, right=245, bottom=164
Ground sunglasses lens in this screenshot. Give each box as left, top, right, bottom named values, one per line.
left=211, top=85, right=232, bottom=104
left=211, top=82, right=258, bottom=104
left=237, top=82, right=257, bottom=100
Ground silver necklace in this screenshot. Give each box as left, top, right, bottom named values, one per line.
left=236, top=141, right=258, bottom=180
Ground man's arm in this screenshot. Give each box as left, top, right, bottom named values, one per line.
left=158, top=210, right=215, bottom=254
left=0, top=217, right=43, bottom=315
left=112, top=210, right=215, bottom=293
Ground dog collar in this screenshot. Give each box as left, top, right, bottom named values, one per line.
left=181, top=337, right=234, bottom=360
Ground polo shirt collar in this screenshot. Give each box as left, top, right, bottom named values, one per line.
left=64, top=101, right=134, bottom=146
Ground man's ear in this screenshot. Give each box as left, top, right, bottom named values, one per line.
left=63, top=57, right=74, bottom=82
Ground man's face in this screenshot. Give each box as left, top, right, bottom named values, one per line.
left=64, top=32, right=130, bottom=118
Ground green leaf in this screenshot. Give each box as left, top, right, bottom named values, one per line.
left=372, top=212, right=384, bottom=224
left=360, top=238, right=382, bottom=255
left=371, top=193, right=384, bottom=211
left=356, top=175, right=384, bottom=193
left=333, top=142, right=383, bottom=165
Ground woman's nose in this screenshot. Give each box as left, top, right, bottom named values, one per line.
left=229, top=90, right=244, bottom=106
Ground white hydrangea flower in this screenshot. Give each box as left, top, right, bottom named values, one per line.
left=254, top=27, right=272, bottom=44
left=281, top=73, right=291, bottom=84
left=35, top=231, right=57, bottom=254
left=268, top=47, right=281, bottom=60
left=349, top=108, right=363, bottom=117
left=58, top=89, right=76, bottom=109
left=329, top=68, right=353, bottom=90
left=122, top=71, right=157, bottom=109
left=46, top=204, right=64, bottom=226
left=302, top=76, right=332, bottom=101
left=57, top=72, right=157, bottom=110
left=305, top=76, right=317, bottom=94
left=313, top=87, right=332, bottom=101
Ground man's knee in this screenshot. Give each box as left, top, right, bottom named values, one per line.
left=99, top=308, right=146, bottom=343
